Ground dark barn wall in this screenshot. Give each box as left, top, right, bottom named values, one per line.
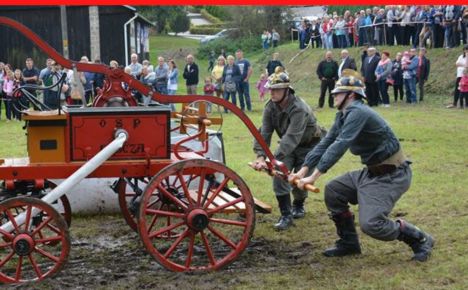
left=0, top=6, right=151, bottom=70
left=98, top=6, right=133, bottom=66
left=66, top=6, right=91, bottom=63
left=0, top=6, right=90, bottom=70
left=0, top=6, right=62, bottom=70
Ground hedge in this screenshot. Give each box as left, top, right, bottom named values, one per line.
left=200, top=8, right=222, bottom=24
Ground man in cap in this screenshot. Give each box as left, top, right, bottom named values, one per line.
left=252, top=67, right=325, bottom=230
left=289, top=70, right=434, bottom=262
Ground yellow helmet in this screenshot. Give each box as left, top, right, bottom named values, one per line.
left=331, top=69, right=367, bottom=100
left=265, top=67, right=294, bottom=92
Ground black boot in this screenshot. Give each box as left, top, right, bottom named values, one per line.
left=323, top=212, right=362, bottom=257
left=397, top=219, right=435, bottom=262
left=292, top=199, right=306, bottom=219
left=274, top=195, right=294, bottom=231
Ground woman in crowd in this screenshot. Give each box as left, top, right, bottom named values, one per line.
left=400, top=6, right=413, bottom=46
left=2, top=70, right=14, bottom=122
left=0, top=62, right=5, bottom=121
left=375, top=51, right=393, bottom=107
left=166, top=60, right=178, bottom=111
left=432, top=6, right=445, bottom=48
left=348, top=15, right=355, bottom=47
left=335, top=16, right=346, bottom=48
left=211, top=56, right=225, bottom=98
left=222, top=55, right=241, bottom=113
left=110, top=60, right=119, bottom=69
left=448, top=45, right=468, bottom=108
left=391, top=52, right=404, bottom=102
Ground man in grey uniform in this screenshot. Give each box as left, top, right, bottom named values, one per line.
left=290, top=70, right=434, bottom=261
left=252, top=68, right=324, bottom=230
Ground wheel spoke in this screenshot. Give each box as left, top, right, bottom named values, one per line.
left=201, top=231, right=216, bottom=265
left=28, top=254, right=43, bottom=280
left=208, top=225, right=237, bottom=250
left=0, top=251, right=15, bottom=268
left=36, top=236, right=62, bottom=245
left=146, top=209, right=184, bottom=219
left=196, top=168, right=206, bottom=207
left=6, top=209, right=20, bottom=233
left=157, top=185, right=188, bottom=212
left=203, top=177, right=230, bottom=210
left=24, top=205, right=32, bottom=231
left=0, top=242, right=12, bottom=249
left=177, top=172, right=194, bottom=207
left=208, top=197, right=245, bottom=215
left=210, top=218, right=247, bottom=227
left=35, top=247, right=59, bottom=263
left=46, top=223, right=61, bottom=235
left=31, top=216, right=53, bottom=237
left=185, top=232, right=196, bottom=268
left=148, top=221, right=185, bottom=239
left=15, top=256, right=22, bottom=282
left=0, top=229, right=14, bottom=241
left=163, top=228, right=190, bottom=259
left=147, top=214, right=159, bottom=234
left=167, top=215, right=172, bottom=238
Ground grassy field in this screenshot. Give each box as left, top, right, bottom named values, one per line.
left=1, top=36, right=468, bottom=289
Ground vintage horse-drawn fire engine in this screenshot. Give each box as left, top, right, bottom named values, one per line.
left=0, top=17, right=318, bottom=283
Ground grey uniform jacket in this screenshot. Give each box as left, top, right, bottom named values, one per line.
left=303, top=100, right=401, bottom=173
left=253, top=94, right=320, bottom=161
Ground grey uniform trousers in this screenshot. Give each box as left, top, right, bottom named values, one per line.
left=324, top=162, right=412, bottom=241
left=273, top=146, right=312, bottom=201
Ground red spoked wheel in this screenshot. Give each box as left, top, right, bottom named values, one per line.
left=138, top=159, right=255, bottom=272
left=0, top=197, right=70, bottom=283
left=118, top=176, right=196, bottom=239
left=0, top=180, right=72, bottom=229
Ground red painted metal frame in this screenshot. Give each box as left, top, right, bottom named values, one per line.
left=0, top=17, right=285, bottom=175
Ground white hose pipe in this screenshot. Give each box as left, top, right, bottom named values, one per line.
left=0, top=130, right=129, bottom=235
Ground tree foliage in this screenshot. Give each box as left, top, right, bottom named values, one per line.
left=224, top=6, right=291, bottom=38
left=134, top=5, right=186, bottom=34
left=327, top=5, right=375, bottom=16
left=169, top=13, right=191, bottom=35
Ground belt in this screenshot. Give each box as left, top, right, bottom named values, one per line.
left=367, top=150, right=407, bottom=176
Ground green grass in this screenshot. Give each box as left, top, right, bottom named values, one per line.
left=1, top=35, right=468, bottom=289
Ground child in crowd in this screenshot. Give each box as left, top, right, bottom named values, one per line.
left=208, top=52, right=215, bottom=72
left=2, top=71, right=14, bottom=123
left=458, top=68, right=468, bottom=109
left=13, top=69, right=26, bottom=121
left=204, top=77, right=216, bottom=114
left=255, top=74, right=269, bottom=101
left=401, top=51, right=411, bottom=69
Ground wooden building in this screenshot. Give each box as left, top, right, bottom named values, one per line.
left=0, top=5, right=154, bottom=69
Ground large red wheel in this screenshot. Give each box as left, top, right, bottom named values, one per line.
left=0, top=197, right=70, bottom=283
left=138, top=159, right=255, bottom=272
left=118, top=177, right=196, bottom=238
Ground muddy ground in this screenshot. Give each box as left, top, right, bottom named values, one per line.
left=5, top=214, right=319, bottom=290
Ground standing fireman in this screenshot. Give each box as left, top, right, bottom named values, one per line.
left=290, top=70, right=434, bottom=262
left=252, top=68, right=325, bottom=230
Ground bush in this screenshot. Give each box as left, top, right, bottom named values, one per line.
left=200, top=8, right=222, bottom=24
left=189, top=23, right=232, bottom=35
left=191, top=5, right=203, bottom=13
left=197, top=36, right=264, bottom=60
left=169, top=13, right=191, bottom=35
left=190, top=26, right=223, bottom=35
left=205, top=6, right=229, bottom=21
left=327, top=5, right=374, bottom=16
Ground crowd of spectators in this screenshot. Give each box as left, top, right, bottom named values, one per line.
left=297, top=5, right=468, bottom=50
